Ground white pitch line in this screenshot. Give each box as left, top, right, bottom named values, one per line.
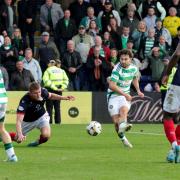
left=127, top=131, right=164, bottom=136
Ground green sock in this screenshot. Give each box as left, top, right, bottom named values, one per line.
left=118, top=132, right=124, bottom=139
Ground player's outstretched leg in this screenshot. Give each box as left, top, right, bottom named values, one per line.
left=118, top=132, right=133, bottom=148
left=28, top=126, right=51, bottom=147
left=27, top=135, right=49, bottom=147
left=174, top=145, right=180, bottom=163
left=166, top=149, right=175, bottom=163
left=175, top=125, right=180, bottom=145
left=118, top=121, right=132, bottom=133
left=0, top=120, right=18, bottom=162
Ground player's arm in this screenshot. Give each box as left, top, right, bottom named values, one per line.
left=162, top=43, right=180, bottom=85
left=48, top=93, right=75, bottom=101
left=16, top=113, right=26, bottom=143
left=132, top=77, right=144, bottom=98
left=108, top=80, right=132, bottom=101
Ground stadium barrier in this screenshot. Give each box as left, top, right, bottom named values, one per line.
left=6, top=91, right=179, bottom=124
left=92, top=92, right=163, bottom=124
left=6, top=91, right=92, bottom=124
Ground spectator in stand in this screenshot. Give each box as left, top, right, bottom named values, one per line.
left=107, top=17, right=121, bottom=50
left=168, top=0, right=180, bottom=17
left=131, top=21, right=148, bottom=52
left=72, top=25, right=94, bottom=62
left=40, top=0, right=64, bottom=35
left=69, top=0, right=90, bottom=27
left=10, top=60, right=35, bottom=91
left=138, top=27, right=156, bottom=59
left=61, top=40, right=82, bottom=91
left=102, top=31, right=115, bottom=49
left=72, top=25, right=94, bottom=90
left=11, top=28, right=24, bottom=57
left=80, top=6, right=102, bottom=31
left=87, top=20, right=100, bottom=43
left=118, top=26, right=131, bottom=50
left=126, top=38, right=137, bottom=55
left=154, top=18, right=172, bottom=46
left=23, top=48, right=42, bottom=83
left=156, top=35, right=171, bottom=56
left=172, top=26, right=180, bottom=52
left=17, top=0, right=37, bottom=52
left=121, top=8, right=139, bottom=34
left=140, top=46, right=166, bottom=89
left=0, top=0, right=17, bottom=37
left=55, top=9, right=77, bottom=55
left=98, top=0, right=121, bottom=33
left=163, top=7, right=180, bottom=38
left=89, top=35, right=111, bottom=62
left=36, top=31, right=60, bottom=73
left=120, top=2, right=141, bottom=20
left=0, top=64, right=9, bottom=89
left=43, top=59, right=69, bottom=124
left=143, top=6, right=157, bottom=31
left=138, top=0, right=166, bottom=20
left=86, top=46, right=110, bottom=91
left=0, top=36, right=18, bottom=80
left=109, top=48, right=118, bottom=69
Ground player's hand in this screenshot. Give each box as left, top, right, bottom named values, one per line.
left=66, top=96, right=75, bottom=101
left=16, top=133, right=26, bottom=143
left=162, top=75, right=169, bottom=85
left=125, top=94, right=132, bottom=101
left=137, top=91, right=144, bottom=98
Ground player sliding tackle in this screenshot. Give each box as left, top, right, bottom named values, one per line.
left=107, top=49, right=144, bottom=148
left=9, top=82, right=75, bottom=147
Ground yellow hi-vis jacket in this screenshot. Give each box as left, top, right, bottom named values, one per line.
left=160, top=67, right=177, bottom=91
left=43, top=66, right=69, bottom=91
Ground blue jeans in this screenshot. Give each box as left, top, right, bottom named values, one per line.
left=68, top=75, right=81, bottom=91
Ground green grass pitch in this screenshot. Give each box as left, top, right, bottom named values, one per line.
left=0, top=124, right=180, bottom=180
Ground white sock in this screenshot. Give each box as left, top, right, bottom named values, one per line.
left=172, top=141, right=178, bottom=150
left=6, top=147, right=15, bottom=158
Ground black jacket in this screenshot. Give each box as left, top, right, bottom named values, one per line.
left=17, top=0, right=37, bottom=33
left=0, top=45, right=18, bottom=72
left=69, top=1, right=90, bottom=26
left=10, top=68, right=35, bottom=91
left=61, top=50, right=82, bottom=79
left=0, top=4, right=17, bottom=32
left=55, top=18, right=77, bottom=40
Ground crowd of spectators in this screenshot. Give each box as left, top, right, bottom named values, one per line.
left=0, top=0, right=180, bottom=92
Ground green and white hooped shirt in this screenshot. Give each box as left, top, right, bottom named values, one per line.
left=107, top=62, right=138, bottom=98
left=0, top=70, right=8, bottom=104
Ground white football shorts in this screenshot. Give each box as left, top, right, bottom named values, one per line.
left=22, top=112, right=50, bottom=135
left=163, top=84, right=180, bottom=113
left=108, top=95, right=131, bottom=116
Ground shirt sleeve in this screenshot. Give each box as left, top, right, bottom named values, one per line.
left=41, top=88, right=50, bottom=100
left=17, top=98, right=27, bottom=113
left=110, top=67, right=119, bottom=83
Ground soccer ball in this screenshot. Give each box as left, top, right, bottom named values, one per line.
left=86, top=121, right=102, bottom=136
